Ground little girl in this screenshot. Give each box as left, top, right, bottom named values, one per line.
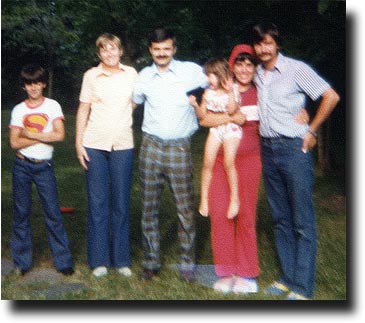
left=189, top=58, right=242, bottom=219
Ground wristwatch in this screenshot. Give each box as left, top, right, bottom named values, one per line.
left=307, top=128, right=318, bottom=138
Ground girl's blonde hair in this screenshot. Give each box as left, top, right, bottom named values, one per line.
left=204, top=58, right=233, bottom=88
left=96, top=33, right=122, bottom=54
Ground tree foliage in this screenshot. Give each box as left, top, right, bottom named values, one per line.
left=1, top=0, right=345, bottom=171
left=2, top=0, right=345, bottom=104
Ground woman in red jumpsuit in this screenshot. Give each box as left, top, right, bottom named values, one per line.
left=200, top=44, right=261, bottom=294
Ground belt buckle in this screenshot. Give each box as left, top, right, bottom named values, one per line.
left=17, top=153, right=45, bottom=164
left=27, top=156, right=44, bottom=163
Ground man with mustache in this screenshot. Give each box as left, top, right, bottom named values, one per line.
left=252, top=21, right=340, bottom=300
left=132, top=28, right=208, bottom=281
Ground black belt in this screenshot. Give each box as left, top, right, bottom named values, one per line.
left=16, top=152, right=48, bottom=164
left=261, top=136, right=298, bottom=143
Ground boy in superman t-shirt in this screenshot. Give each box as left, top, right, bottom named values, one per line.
left=9, top=64, right=74, bottom=276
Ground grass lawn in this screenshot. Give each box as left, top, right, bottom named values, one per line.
left=1, top=109, right=346, bottom=300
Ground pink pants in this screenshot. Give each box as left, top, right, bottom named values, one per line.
left=208, top=121, right=261, bottom=278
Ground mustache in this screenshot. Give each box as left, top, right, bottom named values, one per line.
left=156, top=56, right=168, bottom=59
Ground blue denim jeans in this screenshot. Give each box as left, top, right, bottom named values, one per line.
left=10, top=157, right=73, bottom=271
left=85, top=148, right=133, bottom=269
left=261, top=137, right=316, bottom=298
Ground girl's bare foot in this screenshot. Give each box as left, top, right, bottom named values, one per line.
left=199, top=200, right=209, bottom=217
left=227, top=200, right=239, bottom=219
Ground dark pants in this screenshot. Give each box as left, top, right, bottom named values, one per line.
left=85, top=148, right=134, bottom=269
left=261, top=137, right=316, bottom=298
left=11, top=157, right=73, bottom=271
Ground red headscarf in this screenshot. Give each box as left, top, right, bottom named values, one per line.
left=228, top=44, right=255, bottom=69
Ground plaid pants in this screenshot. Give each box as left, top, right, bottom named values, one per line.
left=139, top=133, right=196, bottom=271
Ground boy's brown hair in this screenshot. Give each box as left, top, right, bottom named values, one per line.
left=20, top=64, right=48, bottom=87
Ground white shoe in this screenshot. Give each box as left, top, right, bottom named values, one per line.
left=286, top=291, right=310, bottom=300
left=232, top=277, right=258, bottom=294
left=213, top=276, right=235, bottom=293
left=92, top=266, right=108, bottom=277
left=117, top=267, right=132, bottom=277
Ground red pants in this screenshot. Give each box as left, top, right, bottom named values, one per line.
left=209, top=121, right=261, bottom=278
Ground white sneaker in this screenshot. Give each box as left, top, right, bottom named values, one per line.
left=213, top=276, right=235, bottom=293
left=286, top=291, right=310, bottom=300
left=232, top=277, right=258, bottom=294
left=117, top=267, right=132, bottom=277
left=92, top=266, right=108, bottom=277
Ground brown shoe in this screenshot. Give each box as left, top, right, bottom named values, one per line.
left=141, top=268, right=159, bottom=280
left=59, top=267, right=75, bottom=276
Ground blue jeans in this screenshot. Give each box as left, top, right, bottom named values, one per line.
left=261, top=137, right=316, bottom=298
left=10, top=157, right=73, bottom=271
left=85, top=148, right=133, bottom=269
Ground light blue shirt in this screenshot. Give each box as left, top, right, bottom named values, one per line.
left=133, top=59, right=208, bottom=140
left=254, top=53, right=330, bottom=138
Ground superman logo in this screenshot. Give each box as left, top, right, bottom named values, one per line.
left=23, top=114, right=49, bottom=133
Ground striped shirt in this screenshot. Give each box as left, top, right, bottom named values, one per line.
left=254, top=53, right=330, bottom=138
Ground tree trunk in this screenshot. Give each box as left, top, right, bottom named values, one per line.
left=47, top=67, right=54, bottom=99
left=317, top=121, right=331, bottom=174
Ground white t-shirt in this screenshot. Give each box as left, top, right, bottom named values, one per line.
left=9, top=98, right=64, bottom=159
